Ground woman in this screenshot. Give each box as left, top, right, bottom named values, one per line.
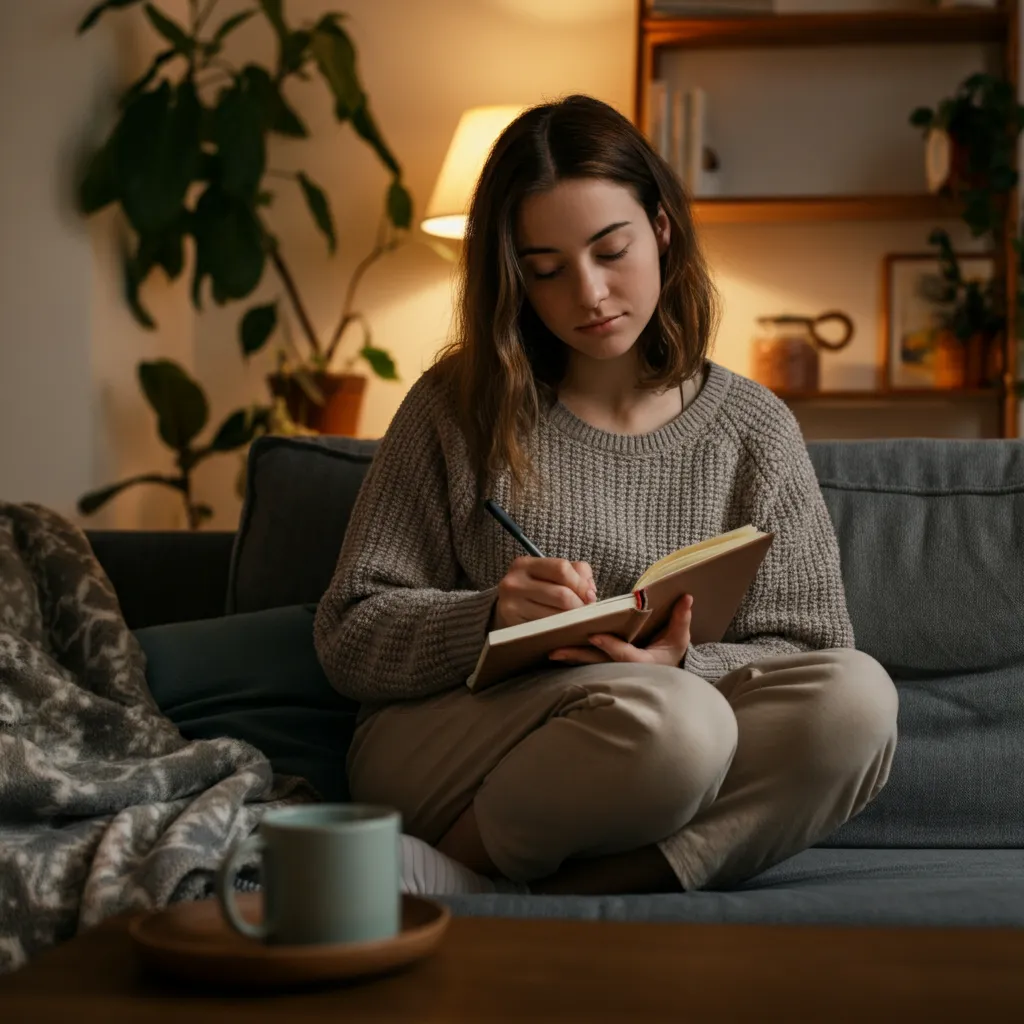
left=313, top=94, right=898, bottom=895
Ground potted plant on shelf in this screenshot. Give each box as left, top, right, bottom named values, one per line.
left=910, top=71, right=1024, bottom=238
left=920, top=228, right=1005, bottom=389
left=76, top=0, right=412, bottom=438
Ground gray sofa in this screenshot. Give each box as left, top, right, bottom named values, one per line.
left=120, top=432, right=1024, bottom=928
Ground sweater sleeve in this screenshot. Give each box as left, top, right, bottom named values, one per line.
left=312, top=377, right=498, bottom=704
left=682, top=418, right=855, bottom=681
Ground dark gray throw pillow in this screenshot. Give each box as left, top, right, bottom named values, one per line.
left=136, top=604, right=359, bottom=801
left=227, top=435, right=379, bottom=614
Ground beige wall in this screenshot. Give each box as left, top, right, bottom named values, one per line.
left=0, top=0, right=194, bottom=528
left=1, top=0, right=1021, bottom=532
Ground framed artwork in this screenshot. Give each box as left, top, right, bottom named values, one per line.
left=880, top=251, right=995, bottom=390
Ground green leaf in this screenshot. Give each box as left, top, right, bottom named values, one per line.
left=240, top=302, right=278, bottom=356
left=122, top=238, right=157, bottom=329
left=310, top=22, right=363, bottom=115
left=120, top=48, right=177, bottom=108
left=77, top=0, right=144, bottom=34
left=259, top=0, right=287, bottom=38
left=77, top=136, right=119, bottom=215
left=909, top=107, right=934, bottom=129
left=241, top=65, right=307, bottom=138
left=281, top=30, right=311, bottom=75
left=77, top=473, right=182, bottom=515
left=213, top=9, right=257, bottom=43
left=207, top=408, right=262, bottom=452
left=147, top=218, right=187, bottom=280
left=113, top=80, right=202, bottom=234
left=214, top=76, right=266, bottom=201
left=191, top=185, right=267, bottom=304
left=361, top=345, right=397, bottom=380
left=143, top=3, right=194, bottom=55
left=297, top=173, right=336, bottom=254
left=387, top=180, right=413, bottom=230
left=138, top=359, right=209, bottom=450
left=271, top=91, right=307, bottom=136
left=351, top=103, right=400, bottom=176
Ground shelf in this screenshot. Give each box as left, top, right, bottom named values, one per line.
left=775, top=387, right=1000, bottom=402
left=690, top=194, right=966, bottom=225
left=643, top=9, right=1008, bottom=50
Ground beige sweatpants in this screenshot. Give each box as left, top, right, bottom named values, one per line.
left=346, top=647, right=898, bottom=891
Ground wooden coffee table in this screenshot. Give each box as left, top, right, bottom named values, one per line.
left=2, top=908, right=1023, bottom=1021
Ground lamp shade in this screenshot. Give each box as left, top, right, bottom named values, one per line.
left=421, top=105, right=524, bottom=239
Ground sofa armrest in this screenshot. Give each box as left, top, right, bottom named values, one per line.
left=86, top=530, right=236, bottom=629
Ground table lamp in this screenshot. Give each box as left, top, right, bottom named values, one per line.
left=421, top=105, right=524, bottom=239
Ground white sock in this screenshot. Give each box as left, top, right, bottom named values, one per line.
left=399, top=833, right=529, bottom=895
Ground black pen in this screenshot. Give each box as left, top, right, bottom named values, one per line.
left=483, top=499, right=545, bottom=558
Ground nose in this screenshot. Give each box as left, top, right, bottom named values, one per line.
left=575, top=261, right=610, bottom=312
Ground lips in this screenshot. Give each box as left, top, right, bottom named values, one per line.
left=576, top=314, right=622, bottom=331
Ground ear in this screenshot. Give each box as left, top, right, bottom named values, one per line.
left=652, top=205, right=671, bottom=255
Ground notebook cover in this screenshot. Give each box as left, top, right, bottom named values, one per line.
left=629, top=531, right=774, bottom=646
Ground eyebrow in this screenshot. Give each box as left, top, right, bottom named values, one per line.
left=517, top=221, right=631, bottom=257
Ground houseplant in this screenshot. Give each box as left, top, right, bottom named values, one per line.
left=919, top=227, right=1004, bottom=389
left=75, top=0, right=411, bottom=526
left=76, top=0, right=412, bottom=433
left=910, top=71, right=1024, bottom=237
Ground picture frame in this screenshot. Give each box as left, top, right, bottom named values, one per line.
left=880, top=251, right=996, bottom=391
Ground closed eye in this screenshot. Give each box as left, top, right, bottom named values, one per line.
left=531, top=247, right=630, bottom=282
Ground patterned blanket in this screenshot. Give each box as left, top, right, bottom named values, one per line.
left=0, top=502, right=311, bottom=973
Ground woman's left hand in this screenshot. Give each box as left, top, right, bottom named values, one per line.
left=548, top=594, right=693, bottom=668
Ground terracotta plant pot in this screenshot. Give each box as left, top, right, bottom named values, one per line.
left=933, top=331, right=990, bottom=390
left=267, top=371, right=367, bottom=436
left=933, top=331, right=966, bottom=389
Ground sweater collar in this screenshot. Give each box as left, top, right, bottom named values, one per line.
left=545, top=360, right=733, bottom=455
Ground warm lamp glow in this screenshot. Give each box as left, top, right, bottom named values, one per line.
left=421, top=105, right=525, bottom=239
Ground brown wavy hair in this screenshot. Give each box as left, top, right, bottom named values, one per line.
left=433, top=93, right=720, bottom=499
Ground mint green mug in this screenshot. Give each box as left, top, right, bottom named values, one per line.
left=216, top=804, right=402, bottom=946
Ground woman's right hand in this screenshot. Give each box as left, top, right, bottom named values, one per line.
left=491, top=557, right=597, bottom=630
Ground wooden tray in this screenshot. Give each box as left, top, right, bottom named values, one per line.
left=128, top=893, right=450, bottom=989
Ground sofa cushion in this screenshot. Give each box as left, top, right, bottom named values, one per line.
left=227, top=435, right=378, bottom=614
left=438, top=848, right=1024, bottom=927
left=818, top=663, right=1024, bottom=848
left=806, top=438, right=1024, bottom=674
left=136, top=604, right=359, bottom=801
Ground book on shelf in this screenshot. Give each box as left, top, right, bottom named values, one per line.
left=648, top=81, right=717, bottom=196
left=466, top=525, right=774, bottom=693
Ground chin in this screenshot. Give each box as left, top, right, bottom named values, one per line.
left=569, top=336, right=641, bottom=362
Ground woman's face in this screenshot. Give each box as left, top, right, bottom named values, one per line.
left=515, top=177, right=670, bottom=365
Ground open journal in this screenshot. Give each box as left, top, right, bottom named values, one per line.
left=466, top=524, right=774, bottom=693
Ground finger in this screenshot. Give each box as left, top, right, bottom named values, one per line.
left=650, top=594, right=693, bottom=645
left=588, top=634, right=645, bottom=662
left=571, top=561, right=598, bottom=603
left=549, top=646, right=609, bottom=665
left=528, top=558, right=592, bottom=602
left=510, top=589, right=585, bottom=624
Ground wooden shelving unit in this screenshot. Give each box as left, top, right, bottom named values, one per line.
left=691, top=194, right=966, bottom=225
left=640, top=8, right=1008, bottom=50
left=777, top=387, right=999, bottom=403
left=635, top=1, right=1020, bottom=439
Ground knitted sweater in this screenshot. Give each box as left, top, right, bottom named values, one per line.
left=313, top=360, right=855, bottom=705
